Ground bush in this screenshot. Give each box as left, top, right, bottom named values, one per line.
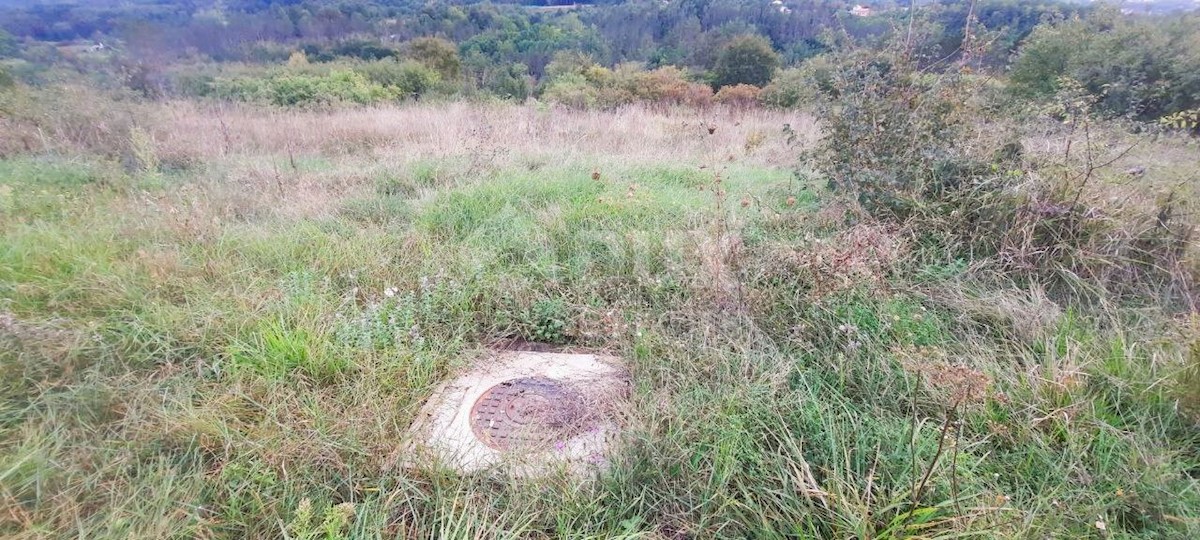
left=813, top=52, right=971, bottom=215
left=541, top=59, right=711, bottom=109
left=210, top=70, right=396, bottom=106
left=543, top=51, right=602, bottom=83
left=486, top=63, right=532, bottom=101
left=714, top=84, right=760, bottom=108
left=758, top=57, right=835, bottom=109
left=193, top=59, right=449, bottom=106
left=682, top=82, right=714, bottom=108
left=616, top=65, right=689, bottom=104
left=758, top=68, right=806, bottom=109
left=355, top=59, right=441, bottom=98
left=329, top=39, right=398, bottom=61
left=541, top=73, right=619, bottom=109
left=811, top=47, right=1196, bottom=306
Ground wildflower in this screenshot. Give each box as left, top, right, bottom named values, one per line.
left=384, top=287, right=398, bottom=297
left=1095, top=520, right=1107, bottom=531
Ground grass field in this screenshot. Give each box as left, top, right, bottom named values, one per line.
left=2, top=101, right=1198, bottom=539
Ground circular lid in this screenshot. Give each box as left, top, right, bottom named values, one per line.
left=469, top=377, right=590, bottom=450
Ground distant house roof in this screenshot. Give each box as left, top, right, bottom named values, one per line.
left=850, top=5, right=872, bottom=17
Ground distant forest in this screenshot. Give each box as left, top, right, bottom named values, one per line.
left=0, top=0, right=1082, bottom=74
left=2, top=0, right=1198, bottom=124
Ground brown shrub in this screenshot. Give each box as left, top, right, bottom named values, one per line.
left=714, top=84, right=761, bottom=109
left=619, top=66, right=691, bottom=105
left=544, top=64, right=717, bottom=110
left=683, top=83, right=714, bottom=108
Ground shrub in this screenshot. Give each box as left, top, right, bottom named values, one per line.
left=617, top=65, right=688, bottom=104
left=173, top=72, right=216, bottom=97
left=758, top=68, right=807, bottom=109
left=683, top=82, right=714, bottom=108
left=541, top=73, right=615, bottom=109
left=486, top=63, right=532, bottom=101
left=355, top=59, right=441, bottom=98
left=714, top=84, right=760, bottom=108
left=329, top=39, right=398, bottom=61
left=542, top=60, right=710, bottom=109
left=287, top=51, right=309, bottom=67
left=812, top=52, right=971, bottom=215
left=242, top=41, right=294, bottom=63
left=211, top=70, right=396, bottom=106
left=811, top=47, right=1196, bottom=306
left=540, top=59, right=623, bottom=108
left=543, top=51, right=602, bottom=83
left=758, top=57, right=835, bottom=109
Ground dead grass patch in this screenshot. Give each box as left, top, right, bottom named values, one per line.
left=152, top=101, right=817, bottom=169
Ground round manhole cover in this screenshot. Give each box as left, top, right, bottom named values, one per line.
left=470, top=377, right=589, bottom=450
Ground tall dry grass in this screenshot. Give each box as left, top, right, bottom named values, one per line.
left=151, top=101, right=817, bottom=169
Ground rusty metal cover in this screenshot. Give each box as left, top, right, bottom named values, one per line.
left=470, top=377, right=589, bottom=450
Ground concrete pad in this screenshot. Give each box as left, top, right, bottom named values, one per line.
left=403, top=351, right=629, bottom=476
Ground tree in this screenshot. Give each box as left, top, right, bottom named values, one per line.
left=712, top=34, right=780, bottom=89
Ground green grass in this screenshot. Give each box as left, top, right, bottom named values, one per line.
left=1, top=145, right=1197, bottom=540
